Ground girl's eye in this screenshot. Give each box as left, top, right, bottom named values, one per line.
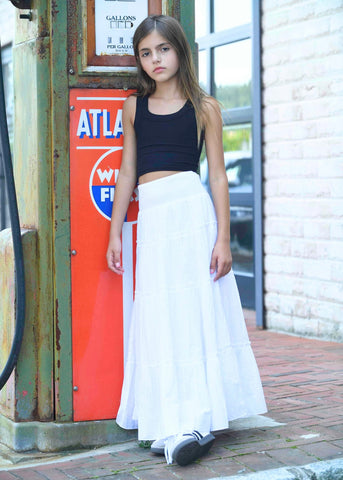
left=141, top=52, right=149, bottom=58
left=161, top=47, right=170, bottom=53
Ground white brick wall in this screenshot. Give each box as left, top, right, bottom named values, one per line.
left=0, top=0, right=15, bottom=47
left=262, top=0, right=343, bottom=341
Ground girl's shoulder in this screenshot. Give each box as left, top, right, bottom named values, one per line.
left=123, top=94, right=137, bottom=123
left=201, top=95, right=222, bottom=127
left=123, top=94, right=137, bottom=109
left=201, top=95, right=220, bottom=114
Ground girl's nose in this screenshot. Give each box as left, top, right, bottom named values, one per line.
left=152, top=51, right=161, bottom=63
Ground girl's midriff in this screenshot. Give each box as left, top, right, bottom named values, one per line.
left=139, top=170, right=182, bottom=184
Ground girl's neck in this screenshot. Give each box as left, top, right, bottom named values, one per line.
left=153, top=78, right=184, bottom=100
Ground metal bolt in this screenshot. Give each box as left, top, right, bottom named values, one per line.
left=20, top=11, right=32, bottom=21
left=71, top=250, right=77, bottom=255
left=70, top=106, right=75, bottom=111
left=69, top=68, right=75, bottom=75
left=73, top=386, right=78, bottom=391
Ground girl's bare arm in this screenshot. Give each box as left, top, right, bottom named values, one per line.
left=204, top=97, right=232, bottom=281
left=106, top=96, right=137, bottom=274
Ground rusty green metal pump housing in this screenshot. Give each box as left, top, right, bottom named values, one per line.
left=0, top=0, right=196, bottom=452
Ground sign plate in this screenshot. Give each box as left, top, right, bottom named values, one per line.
left=70, top=88, right=137, bottom=421
left=95, top=0, right=148, bottom=56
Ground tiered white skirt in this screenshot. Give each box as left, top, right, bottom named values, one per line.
left=116, top=171, right=267, bottom=440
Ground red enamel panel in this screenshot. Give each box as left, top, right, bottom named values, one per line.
left=69, top=89, right=137, bottom=421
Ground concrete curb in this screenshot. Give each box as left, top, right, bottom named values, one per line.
left=0, top=414, right=137, bottom=452
left=210, top=458, right=343, bottom=480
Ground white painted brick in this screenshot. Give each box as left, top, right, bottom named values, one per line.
left=264, top=273, right=306, bottom=297
left=291, top=81, right=326, bottom=102
left=330, top=221, right=343, bottom=240
left=264, top=292, right=281, bottom=312
left=290, top=238, right=319, bottom=259
left=265, top=236, right=292, bottom=256
left=317, top=280, right=343, bottom=303
left=262, top=16, right=331, bottom=49
left=303, top=221, right=331, bottom=240
left=327, top=97, right=343, bottom=117
left=330, top=11, right=343, bottom=32
left=263, top=84, right=294, bottom=105
left=328, top=139, right=343, bottom=158
left=265, top=311, right=294, bottom=332
left=331, top=79, right=343, bottom=96
left=271, top=294, right=314, bottom=319
left=292, top=239, right=343, bottom=262
left=264, top=218, right=304, bottom=237
left=318, top=157, right=343, bottom=177
left=311, top=300, right=343, bottom=324
left=263, top=0, right=300, bottom=12
left=263, top=142, right=305, bottom=161
left=265, top=198, right=343, bottom=219
left=262, top=0, right=343, bottom=341
left=265, top=179, right=334, bottom=198
left=302, top=259, right=332, bottom=281
left=288, top=2, right=317, bottom=24
left=327, top=242, right=343, bottom=261
left=292, top=317, right=319, bottom=337
left=264, top=255, right=304, bottom=276
left=331, top=261, right=343, bottom=282
left=300, top=98, right=336, bottom=121
left=262, top=68, right=281, bottom=89
left=264, top=272, right=291, bottom=294
left=278, top=104, right=303, bottom=122
left=316, top=116, right=343, bottom=138
left=279, top=56, right=343, bottom=85
left=263, top=105, right=280, bottom=123
left=263, top=160, right=318, bottom=179
left=326, top=179, right=343, bottom=198
left=318, top=319, right=343, bottom=341
left=263, top=9, right=291, bottom=30
left=315, top=0, right=343, bottom=16
left=301, top=140, right=330, bottom=159
left=315, top=37, right=343, bottom=59
left=263, top=47, right=292, bottom=68
left=301, top=278, right=325, bottom=300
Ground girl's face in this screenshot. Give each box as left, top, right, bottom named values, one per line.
left=137, top=30, right=180, bottom=84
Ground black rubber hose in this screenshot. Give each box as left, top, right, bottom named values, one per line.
left=0, top=43, right=26, bottom=391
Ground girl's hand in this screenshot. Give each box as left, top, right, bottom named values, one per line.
left=106, top=237, right=124, bottom=275
left=210, top=240, right=232, bottom=281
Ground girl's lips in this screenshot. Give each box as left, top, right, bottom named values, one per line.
left=153, top=67, right=165, bottom=73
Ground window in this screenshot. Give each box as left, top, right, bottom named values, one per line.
left=196, top=1, right=263, bottom=325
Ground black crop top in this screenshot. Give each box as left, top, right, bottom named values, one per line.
left=134, top=95, right=204, bottom=178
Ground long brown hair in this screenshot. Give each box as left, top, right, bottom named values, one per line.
left=133, top=15, right=210, bottom=141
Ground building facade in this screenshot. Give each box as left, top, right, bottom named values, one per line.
left=196, top=0, right=343, bottom=340
left=262, top=1, right=343, bottom=340
left=1, top=0, right=342, bottom=341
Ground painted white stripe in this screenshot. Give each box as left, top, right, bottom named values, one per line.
left=76, top=146, right=120, bottom=150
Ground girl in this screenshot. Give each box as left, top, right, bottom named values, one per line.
left=106, top=14, right=267, bottom=467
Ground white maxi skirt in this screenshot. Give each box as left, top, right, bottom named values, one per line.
left=116, top=171, right=267, bottom=440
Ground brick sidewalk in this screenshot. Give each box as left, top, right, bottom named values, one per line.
left=1, top=313, right=343, bottom=479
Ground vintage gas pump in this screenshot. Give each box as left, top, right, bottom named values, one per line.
left=0, top=0, right=195, bottom=452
